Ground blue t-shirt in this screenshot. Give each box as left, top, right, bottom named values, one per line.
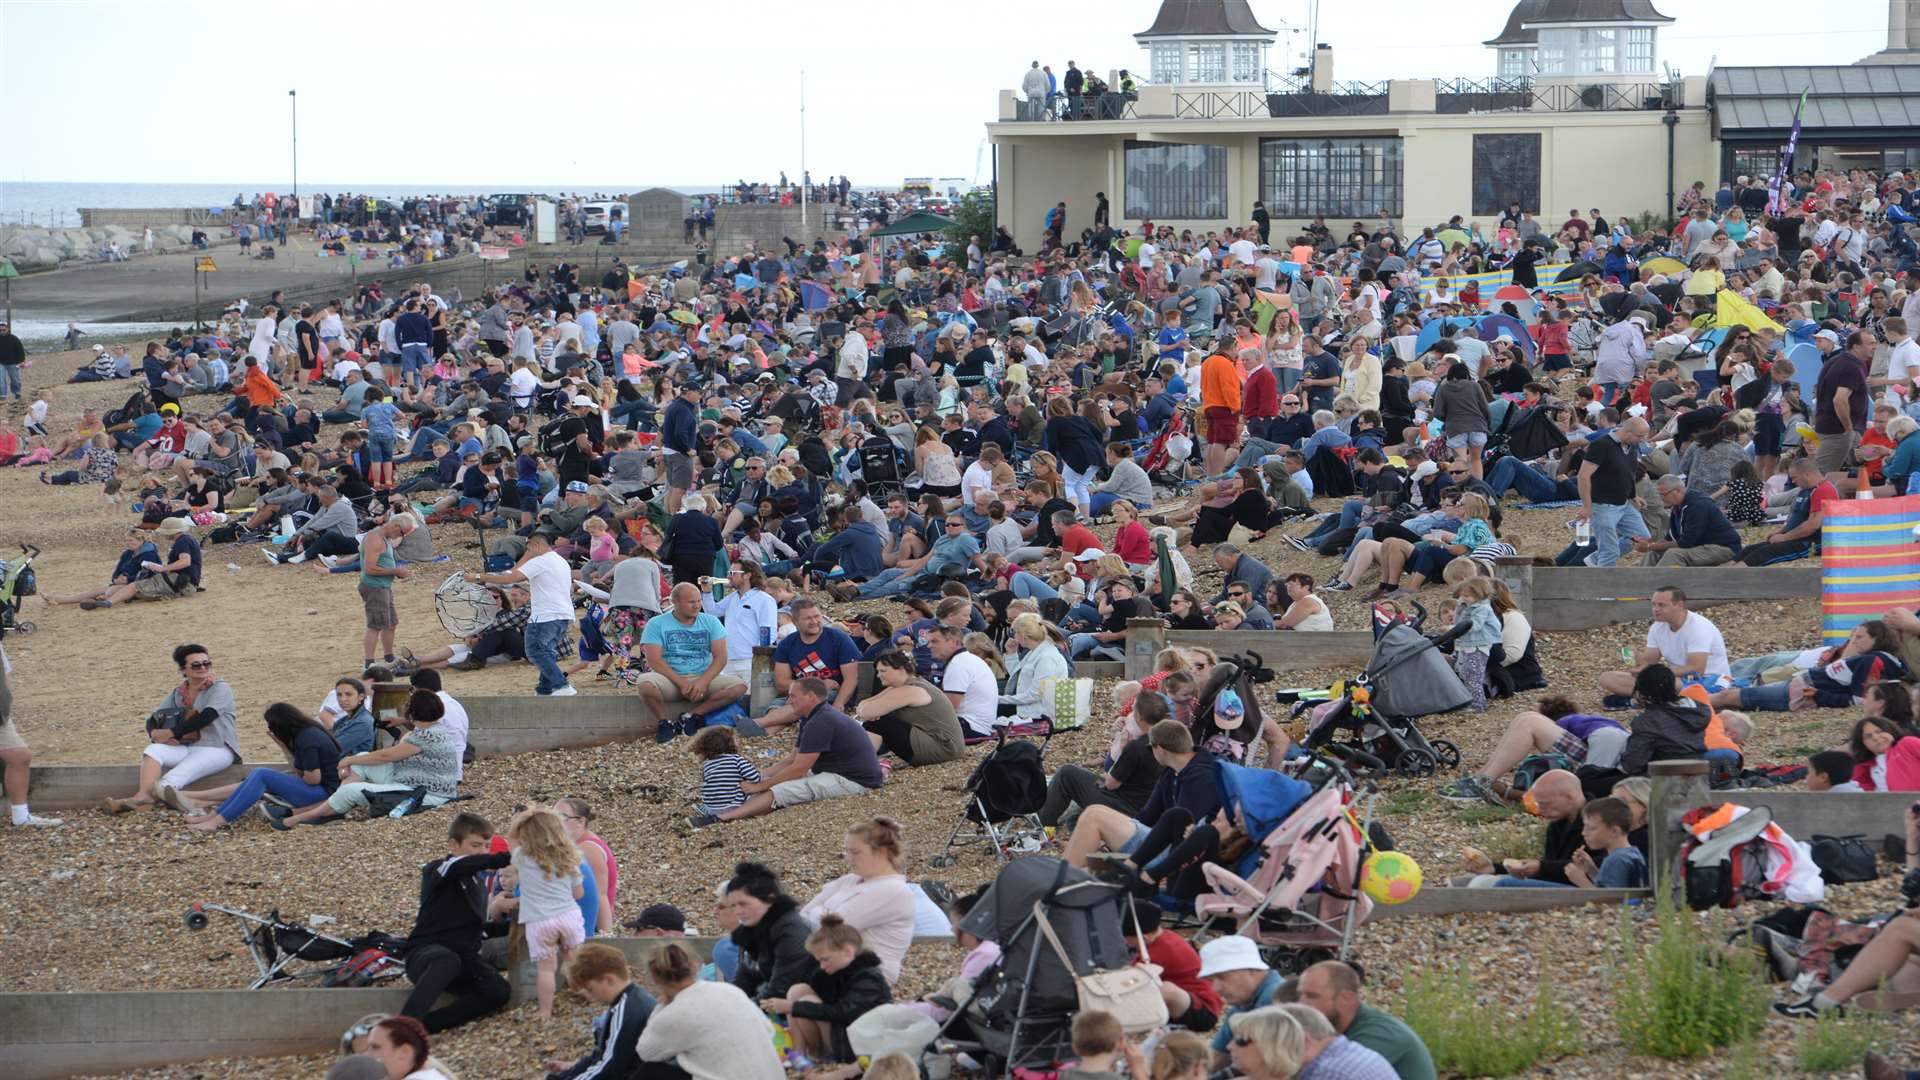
left=361, top=401, right=401, bottom=438
left=640, top=611, right=728, bottom=677
left=1595, top=845, right=1648, bottom=888
left=924, top=533, right=981, bottom=577
left=130, top=413, right=165, bottom=442
left=772, top=626, right=862, bottom=683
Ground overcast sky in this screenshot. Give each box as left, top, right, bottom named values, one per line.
left=0, top=0, right=1892, bottom=190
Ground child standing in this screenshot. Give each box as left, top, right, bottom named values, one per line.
left=1445, top=577, right=1503, bottom=711
left=762, top=915, right=892, bottom=1069
left=25, top=390, right=54, bottom=439
left=508, top=808, right=586, bottom=1019
left=690, top=726, right=760, bottom=817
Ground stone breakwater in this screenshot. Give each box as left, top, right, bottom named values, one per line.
left=0, top=223, right=210, bottom=271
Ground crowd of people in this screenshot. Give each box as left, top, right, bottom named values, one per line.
left=8, top=156, right=1920, bottom=1079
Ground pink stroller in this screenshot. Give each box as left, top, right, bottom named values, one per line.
left=1192, top=751, right=1377, bottom=967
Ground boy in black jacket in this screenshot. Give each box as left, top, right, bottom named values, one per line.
left=543, top=943, right=657, bottom=1080
left=400, top=812, right=513, bottom=1032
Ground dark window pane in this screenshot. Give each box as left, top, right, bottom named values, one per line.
left=1257, top=138, right=1402, bottom=218
left=1124, top=142, right=1227, bottom=220
left=1471, top=133, right=1541, bottom=217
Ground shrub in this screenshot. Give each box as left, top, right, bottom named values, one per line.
left=945, top=190, right=994, bottom=253
left=1399, top=962, right=1577, bottom=1077
left=1796, top=1009, right=1893, bottom=1073
left=1470, top=816, right=1543, bottom=865
left=1613, top=899, right=1769, bottom=1058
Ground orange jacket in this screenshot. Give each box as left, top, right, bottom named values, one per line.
left=1200, top=352, right=1242, bottom=413
left=242, top=367, right=285, bottom=409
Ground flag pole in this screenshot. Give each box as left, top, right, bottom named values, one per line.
left=800, top=69, right=808, bottom=232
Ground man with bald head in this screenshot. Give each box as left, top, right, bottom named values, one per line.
left=1575, top=415, right=1651, bottom=567
left=1461, top=770, right=1604, bottom=888
left=639, top=583, right=747, bottom=740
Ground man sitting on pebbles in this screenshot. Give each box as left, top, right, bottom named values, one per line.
left=689, top=677, right=884, bottom=829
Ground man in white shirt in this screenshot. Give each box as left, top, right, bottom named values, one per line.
left=332, top=353, right=363, bottom=385
left=836, top=328, right=869, bottom=381
left=466, top=532, right=577, bottom=697
left=1878, top=317, right=1920, bottom=407
left=1254, top=251, right=1281, bottom=291
left=930, top=626, right=998, bottom=736
left=1226, top=231, right=1258, bottom=266
left=1597, top=586, right=1732, bottom=699
left=1137, top=239, right=1158, bottom=271
left=508, top=358, right=541, bottom=410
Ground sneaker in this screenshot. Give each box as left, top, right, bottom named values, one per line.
left=687, top=813, right=721, bottom=829
left=11, top=813, right=63, bottom=827
left=1772, top=996, right=1840, bottom=1019
left=318, top=555, right=338, bottom=569
left=79, top=600, right=108, bottom=611
left=547, top=685, right=578, bottom=697
left=654, top=720, right=679, bottom=745
left=285, top=553, right=307, bottom=565
left=261, top=803, right=291, bottom=822
left=1601, top=693, right=1635, bottom=711
left=1437, top=776, right=1497, bottom=805
left=1282, top=535, right=1311, bottom=552
left=677, top=712, right=700, bottom=737
left=1320, top=578, right=1353, bottom=593
left=260, top=549, right=281, bottom=566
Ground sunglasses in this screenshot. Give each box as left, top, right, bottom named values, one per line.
left=185, top=660, right=214, bottom=670
left=946, top=521, right=966, bottom=528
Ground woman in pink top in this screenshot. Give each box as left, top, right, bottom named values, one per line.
left=799, top=817, right=916, bottom=985
left=558, top=797, right=618, bottom=934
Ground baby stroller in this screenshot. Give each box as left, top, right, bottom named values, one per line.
left=929, top=857, right=1138, bottom=1074
left=856, top=436, right=908, bottom=498
left=183, top=901, right=405, bottom=990
left=930, top=724, right=1054, bottom=868
left=1191, top=744, right=1383, bottom=972
left=1277, top=603, right=1466, bottom=777
left=0, top=544, right=40, bottom=637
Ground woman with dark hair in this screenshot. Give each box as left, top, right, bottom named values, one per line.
left=880, top=301, right=914, bottom=372
left=1432, top=357, right=1492, bottom=480
left=181, top=703, right=343, bottom=830
left=1848, top=706, right=1920, bottom=792
left=1677, top=421, right=1748, bottom=496
left=852, top=650, right=964, bottom=767
left=363, top=1015, right=449, bottom=1080
left=1164, top=589, right=1213, bottom=630
left=725, top=861, right=814, bottom=1002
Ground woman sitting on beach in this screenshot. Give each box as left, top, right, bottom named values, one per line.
left=42, top=529, right=156, bottom=608
left=799, top=817, right=917, bottom=986
left=273, top=690, right=460, bottom=826
left=315, top=676, right=377, bottom=755
left=104, top=643, right=240, bottom=814
left=395, top=583, right=530, bottom=673
left=851, top=650, right=965, bottom=768
left=181, top=703, right=343, bottom=832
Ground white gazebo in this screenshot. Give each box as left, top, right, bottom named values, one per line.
left=1484, top=0, right=1674, bottom=79
left=1135, top=0, right=1277, bottom=88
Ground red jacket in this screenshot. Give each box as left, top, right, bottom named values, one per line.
left=1530, top=321, right=1570, bottom=356
left=1853, top=735, right=1920, bottom=792
left=1242, top=364, right=1278, bottom=420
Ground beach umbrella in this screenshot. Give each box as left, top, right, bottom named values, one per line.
left=1555, top=261, right=1603, bottom=282
left=1436, top=228, right=1471, bottom=252
left=1252, top=289, right=1293, bottom=334
left=1641, top=255, right=1687, bottom=275
left=797, top=280, right=832, bottom=310
left=1154, top=534, right=1177, bottom=601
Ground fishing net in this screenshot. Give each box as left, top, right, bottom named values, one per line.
left=434, top=572, right=500, bottom=637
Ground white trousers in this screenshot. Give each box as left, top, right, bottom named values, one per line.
left=143, top=742, right=237, bottom=791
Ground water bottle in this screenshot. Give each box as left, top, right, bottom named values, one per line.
left=1574, top=518, right=1592, bottom=546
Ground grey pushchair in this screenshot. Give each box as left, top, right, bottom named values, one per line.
left=1279, top=602, right=1468, bottom=776
left=928, top=857, right=1137, bottom=1074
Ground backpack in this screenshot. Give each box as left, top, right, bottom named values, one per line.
left=323, top=946, right=404, bottom=988
left=1509, top=752, right=1578, bottom=793
left=1679, top=803, right=1776, bottom=910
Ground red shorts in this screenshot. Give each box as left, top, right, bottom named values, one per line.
left=1205, top=407, right=1240, bottom=446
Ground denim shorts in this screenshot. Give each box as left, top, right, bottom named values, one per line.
left=1445, top=431, right=1489, bottom=450
left=1117, top=819, right=1150, bottom=856
left=366, top=433, right=395, bottom=463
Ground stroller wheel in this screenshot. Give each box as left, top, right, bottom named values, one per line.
left=1429, top=740, right=1461, bottom=770
left=929, top=854, right=956, bottom=869
left=184, top=909, right=210, bottom=931
left=13, top=621, right=33, bottom=635
left=1395, top=748, right=1438, bottom=777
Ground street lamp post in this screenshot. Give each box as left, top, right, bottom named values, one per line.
left=289, top=90, right=298, bottom=202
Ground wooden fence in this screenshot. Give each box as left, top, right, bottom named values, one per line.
left=1121, top=619, right=1376, bottom=679
left=1490, top=560, right=1823, bottom=632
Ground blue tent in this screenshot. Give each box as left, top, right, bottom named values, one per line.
left=1413, top=317, right=1477, bottom=358
left=1784, top=320, right=1825, bottom=400
left=1476, top=314, right=1536, bottom=364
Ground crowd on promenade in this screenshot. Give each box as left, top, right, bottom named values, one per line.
left=6, top=158, right=1920, bottom=1079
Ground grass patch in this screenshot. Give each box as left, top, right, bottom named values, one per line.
left=1456, top=802, right=1523, bottom=825
left=1614, top=899, right=1769, bottom=1058
left=1469, top=817, right=1544, bottom=865
left=1796, top=1008, right=1896, bottom=1073
left=1399, top=963, right=1578, bottom=1077
left=1381, top=790, right=1436, bottom=816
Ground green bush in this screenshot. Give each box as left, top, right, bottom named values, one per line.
left=1469, top=816, right=1543, bottom=865
left=1613, top=899, right=1769, bottom=1058
left=1796, top=1009, right=1893, bottom=1073
left=1398, top=963, right=1577, bottom=1077
left=945, top=190, right=995, bottom=252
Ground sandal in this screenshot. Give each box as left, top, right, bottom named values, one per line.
left=102, top=796, right=136, bottom=814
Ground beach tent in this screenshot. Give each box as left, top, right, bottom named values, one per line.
left=869, top=211, right=957, bottom=237
left=1488, top=284, right=1539, bottom=322
left=797, top=281, right=833, bottom=311
left=1477, top=314, right=1536, bottom=363
left=1641, top=255, right=1687, bottom=275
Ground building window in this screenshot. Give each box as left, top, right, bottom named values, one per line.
left=1232, top=42, right=1263, bottom=84
left=1151, top=42, right=1183, bottom=84
left=1125, top=142, right=1227, bottom=220
left=1624, top=27, right=1654, bottom=73
left=1472, top=134, right=1542, bottom=217
left=1579, top=27, right=1618, bottom=73
left=1258, top=137, right=1403, bottom=218
left=1188, top=42, right=1225, bottom=83
left=1499, top=48, right=1532, bottom=77
left=1731, top=147, right=1781, bottom=182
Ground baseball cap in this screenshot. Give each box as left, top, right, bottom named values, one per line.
left=623, top=903, right=687, bottom=933
left=564, top=480, right=590, bottom=493
left=1072, top=547, right=1106, bottom=562
left=570, top=394, right=596, bottom=407
left=1814, top=329, right=1841, bottom=344
left=1197, top=934, right=1269, bottom=977
left=92, top=344, right=106, bottom=353
left=1214, top=687, right=1246, bottom=731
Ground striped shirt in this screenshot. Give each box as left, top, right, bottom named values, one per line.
left=699, top=754, right=762, bottom=814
